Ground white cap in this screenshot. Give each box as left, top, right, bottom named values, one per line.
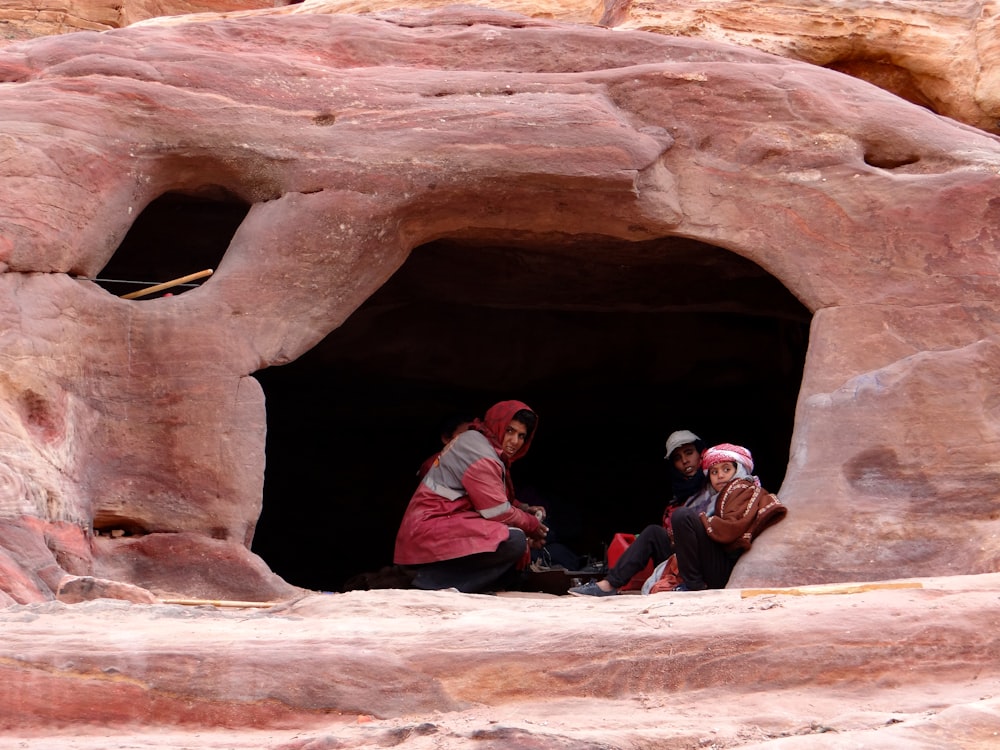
left=664, top=430, right=701, bottom=459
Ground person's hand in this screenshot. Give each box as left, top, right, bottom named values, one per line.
left=529, top=523, right=548, bottom=549
left=523, top=505, right=546, bottom=521
left=528, top=522, right=549, bottom=548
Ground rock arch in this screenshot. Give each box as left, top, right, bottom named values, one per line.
left=0, top=9, right=998, bottom=602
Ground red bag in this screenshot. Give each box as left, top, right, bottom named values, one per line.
left=607, top=533, right=654, bottom=591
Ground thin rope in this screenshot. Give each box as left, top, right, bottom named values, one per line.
left=73, top=275, right=202, bottom=288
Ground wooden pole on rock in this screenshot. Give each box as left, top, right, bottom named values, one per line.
left=121, top=269, right=214, bottom=299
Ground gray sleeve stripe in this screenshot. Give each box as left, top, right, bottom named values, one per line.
left=479, top=501, right=512, bottom=519
left=421, top=476, right=466, bottom=501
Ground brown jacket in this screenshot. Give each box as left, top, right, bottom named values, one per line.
left=701, top=477, right=787, bottom=553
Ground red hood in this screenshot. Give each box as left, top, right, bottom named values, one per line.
left=474, top=399, right=536, bottom=463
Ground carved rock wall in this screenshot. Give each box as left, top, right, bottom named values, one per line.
left=0, top=0, right=274, bottom=43
left=1, top=6, right=1000, bottom=601
left=155, top=0, right=1000, bottom=135
left=3, top=4, right=1000, bottom=748
left=603, top=0, right=1000, bottom=136
left=3, top=0, right=997, bottom=136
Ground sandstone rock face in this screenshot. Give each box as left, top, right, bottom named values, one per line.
left=3, top=7, right=1000, bottom=748
left=0, top=0, right=273, bottom=43
left=602, top=0, right=1000, bottom=136
left=4, top=0, right=997, bottom=136
left=2, top=7, right=1000, bottom=604
left=2, top=577, right=1000, bottom=748
left=139, top=0, right=1000, bottom=136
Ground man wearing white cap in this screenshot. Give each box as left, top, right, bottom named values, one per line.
left=668, top=442, right=786, bottom=591
left=568, top=429, right=710, bottom=597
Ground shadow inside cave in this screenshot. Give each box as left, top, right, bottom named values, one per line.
left=250, top=236, right=811, bottom=592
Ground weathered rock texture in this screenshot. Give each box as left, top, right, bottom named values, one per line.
left=272, top=0, right=1000, bottom=134
left=2, top=6, right=1000, bottom=603
left=12, top=0, right=995, bottom=136
left=0, top=0, right=274, bottom=43
left=602, top=0, right=1000, bottom=136
left=2, top=577, right=1000, bottom=748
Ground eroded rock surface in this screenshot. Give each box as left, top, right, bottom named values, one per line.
left=4, top=0, right=997, bottom=136
left=3, top=5, right=1000, bottom=749
left=1, top=7, right=1000, bottom=603
left=2, top=577, right=1000, bottom=748
left=0, top=0, right=274, bottom=43
left=146, top=0, right=1000, bottom=136
left=602, top=0, right=1000, bottom=136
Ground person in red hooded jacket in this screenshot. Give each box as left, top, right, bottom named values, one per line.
left=394, top=400, right=549, bottom=593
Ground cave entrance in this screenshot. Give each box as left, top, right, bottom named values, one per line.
left=251, top=235, right=811, bottom=593
left=91, top=190, right=248, bottom=299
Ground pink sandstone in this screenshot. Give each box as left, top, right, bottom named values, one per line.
left=0, top=6, right=999, bottom=746
left=138, top=0, right=1000, bottom=136
left=2, top=0, right=997, bottom=137
left=1, top=577, right=1000, bottom=747
left=3, top=7, right=1000, bottom=602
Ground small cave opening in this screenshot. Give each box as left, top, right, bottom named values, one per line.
left=251, top=235, right=812, bottom=593
left=92, top=189, right=249, bottom=299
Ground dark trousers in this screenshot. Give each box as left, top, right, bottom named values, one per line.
left=671, top=507, right=739, bottom=590
left=606, top=524, right=674, bottom=589
left=410, top=528, right=527, bottom=593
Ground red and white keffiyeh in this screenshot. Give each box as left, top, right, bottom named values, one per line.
left=700, top=443, right=754, bottom=475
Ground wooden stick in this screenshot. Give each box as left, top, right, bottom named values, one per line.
left=121, top=269, right=214, bottom=299
left=158, top=598, right=280, bottom=608
left=741, top=581, right=923, bottom=599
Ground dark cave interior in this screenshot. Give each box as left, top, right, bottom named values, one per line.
left=103, top=191, right=812, bottom=593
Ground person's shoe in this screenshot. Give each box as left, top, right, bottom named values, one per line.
left=673, top=583, right=707, bottom=592
left=568, top=581, right=618, bottom=597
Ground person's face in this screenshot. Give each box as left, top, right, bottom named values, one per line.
left=708, top=461, right=738, bottom=491
left=501, top=419, right=529, bottom=458
left=671, top=444, right=702, bottom=478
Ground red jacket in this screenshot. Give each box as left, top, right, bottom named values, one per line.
left=394, top=401, right=542, bottom=565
